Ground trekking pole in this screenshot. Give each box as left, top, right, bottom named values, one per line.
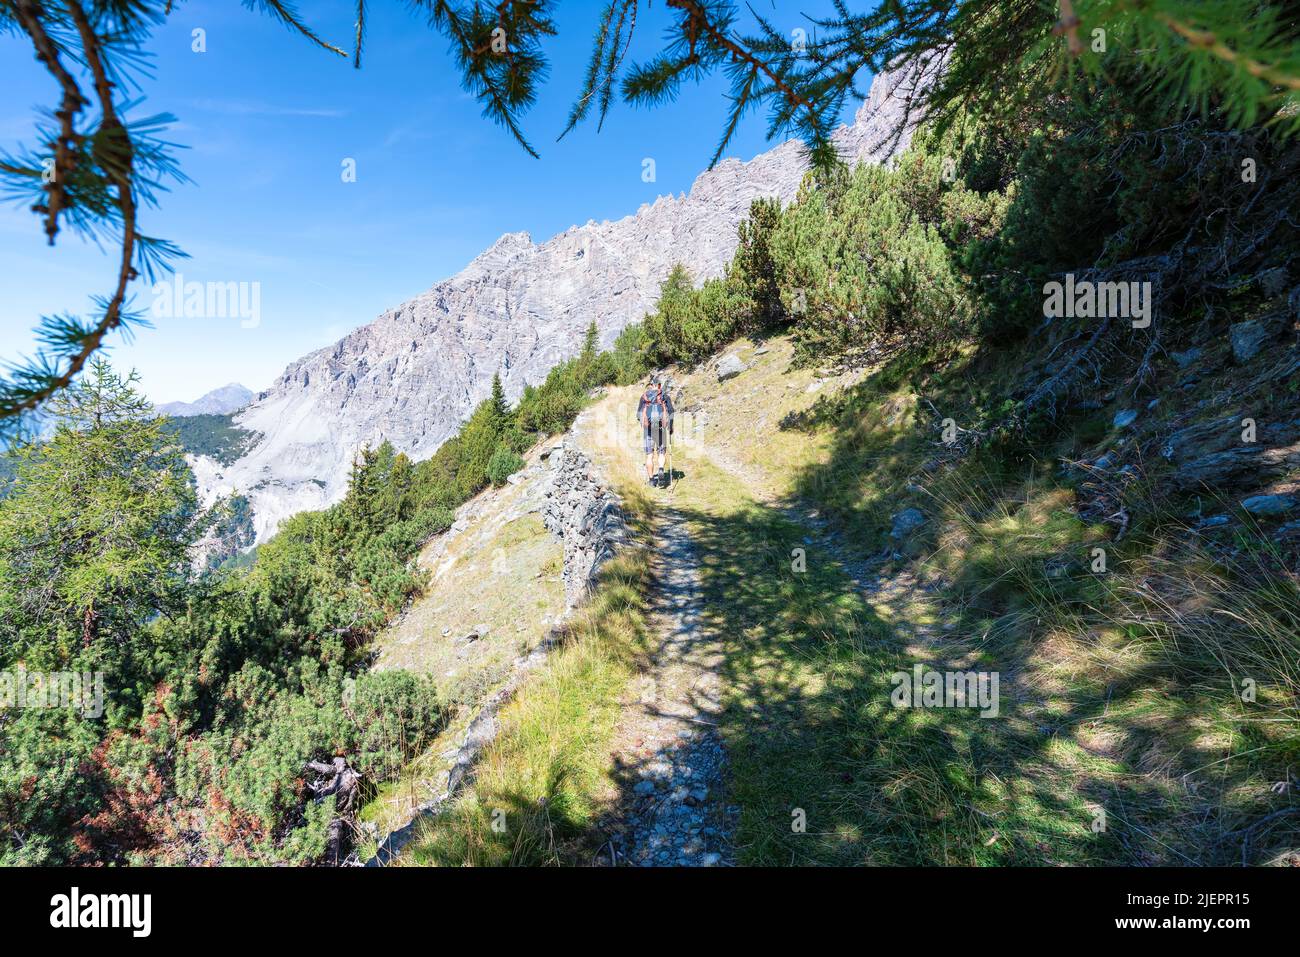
left=668, top=390, right=677, bottom=494
left=667, top=430, right=675, bottom=495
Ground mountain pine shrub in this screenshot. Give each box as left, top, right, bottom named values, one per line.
left=487, top=446, right=525, bottom=486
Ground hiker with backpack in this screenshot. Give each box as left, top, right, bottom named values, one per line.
left=637, top=374, right=675, bottom=488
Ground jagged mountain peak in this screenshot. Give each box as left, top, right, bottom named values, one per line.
left=157, top=382, right=253, bottom=418
left=460, top=230, right=536, bottom=276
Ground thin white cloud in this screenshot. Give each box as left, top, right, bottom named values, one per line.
left=185, top=99, right=347, bottom=118
left=382, top=120, right=433, bottom=149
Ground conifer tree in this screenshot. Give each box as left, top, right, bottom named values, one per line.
left=455, top=372, right=511, bottom=493
left=488, top=372, right=510, bottom=431
left=581, top=321, right=600, bottom=363
left=0, top=359, right=198, bottom=672
left=731, top=197, right=786, bottom=332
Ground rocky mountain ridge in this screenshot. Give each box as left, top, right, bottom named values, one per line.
left=157, top=383, right=253, bottom=418
left=195, top=63, right=934, bottom=542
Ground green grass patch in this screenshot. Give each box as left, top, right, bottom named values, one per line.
left=758, top=341, right=1300, bottom=865
left=671, top=453, right=1128, bottom=864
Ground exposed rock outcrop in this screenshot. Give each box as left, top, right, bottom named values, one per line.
left=543, top=442, right=627, bottom=608
left=716, top=353, right=748, bottom=381
left=1163, top=415, right=1300, bottom=491
left=890, top=507, right=927, bottom=540
left=1230, top=320, right=1270, bottom=364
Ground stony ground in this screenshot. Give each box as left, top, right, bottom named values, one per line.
left=593, top=505, right=738, bottom=866
left=570, top=399, right=744, bottom=866
left=373, top=441, right=565, bottom=695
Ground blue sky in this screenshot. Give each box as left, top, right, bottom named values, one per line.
left=1, top=1, right=870, bottom=403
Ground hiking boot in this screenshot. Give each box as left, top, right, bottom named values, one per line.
left=647, top=473, right=658, bottom=488
left=658, top=468, right=667, bottom=487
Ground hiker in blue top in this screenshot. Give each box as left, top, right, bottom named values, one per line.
left=637, top=374, right=675, bottom=488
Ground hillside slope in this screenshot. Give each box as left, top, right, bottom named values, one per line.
left=368, top=328, right=1298, bottom=867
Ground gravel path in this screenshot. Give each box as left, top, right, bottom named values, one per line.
left=595, top=504, right=737, bottom=866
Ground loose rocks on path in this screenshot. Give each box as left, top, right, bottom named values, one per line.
left=596, top=507, right=737, bottom=867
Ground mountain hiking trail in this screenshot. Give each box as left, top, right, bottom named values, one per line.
left=598, top=505, right=736, bottom=866
left=569, top=402, right=737, bottom=865
left=368, top=331, right=1298, bottom=866
left=704, top=451, right=950, bottom=659
left=570, top=377, right=936, bottom=866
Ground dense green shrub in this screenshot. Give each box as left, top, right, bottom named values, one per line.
left=514, top=322, right=624, bottom=434
left=770, top=161, right=985, bottom=364
left=609, top=322, right=650, bottom=384
left=174, top=660, right=355, bottom=862
left=161, top=412, right=259, bottom=465
left=0, top=708, right=102, bottom=865
left=456, top=374, right=512, bottom=495
left=632, top=156, right=1004, bottom=370
left=516, top=377, right=585, bottom=436
left=730, top=196, right=786, bottom=333
left=614, top=120, right=1018, bottom=374
left=348, top=670, right=446, bottom=779
left=487, top=446, right=525, bottom=486
left=165, top=662, right=448, bottom=863
left=641, top=266, right=748, bottom=366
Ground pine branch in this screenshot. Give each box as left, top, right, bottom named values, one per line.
left=35, top=0, right=139, bottom=413
left=354, top=0, right=366, bottom=68
left=710, top=62, right=758, bottom=168
left=0, top=2, right=139, bottom=430
left=243, top=0, right=348, bottom=58
left=560, top=1, right=618, bottom=139
left=597, top=0, right=637, bottom=131
left=1156, top=12, right=1300, bottom=92
left=0, top=2, right=186, bottom=438
left=667, top=0, right=831, bottom=152
left=417, top=0, right=555, bottom=159
left=12, top=0, right=88, bottom=245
